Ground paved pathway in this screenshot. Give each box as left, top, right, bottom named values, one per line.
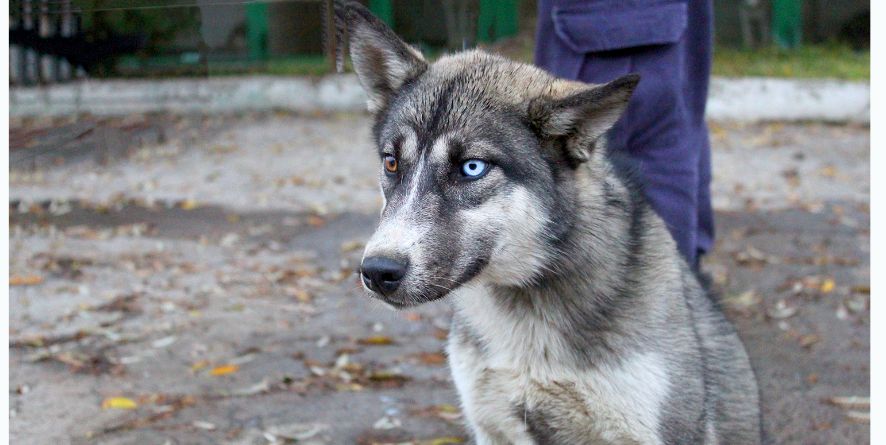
left=9, top=114, right=869, bottom=444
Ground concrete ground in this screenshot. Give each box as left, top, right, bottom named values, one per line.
left=9, top=114, right=869, bottom=444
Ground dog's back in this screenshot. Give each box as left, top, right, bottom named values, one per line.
left=686, top=281, right=762, bottom=444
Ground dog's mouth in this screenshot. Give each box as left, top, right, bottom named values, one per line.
left=362, top=280, right=454, bottom=309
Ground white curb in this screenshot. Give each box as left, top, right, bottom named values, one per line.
left=10, top=75, right=869, bottom=123
left=706, top=77, right=869, bottom=123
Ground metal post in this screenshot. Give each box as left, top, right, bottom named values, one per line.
left=22, top=0, right=38, bottom=84
left=325, top=0, right=337, bottom=73
left=245, top=2, right=269, bottom=61
left=368, top=0, right=394, bottom=27
left=58, top=0, right=73, bottom=81
left=10, top=4, right=22, bottom=85
left=39, top=0, right=58, bottom=83
left=773, top=0, right=802, bottom=49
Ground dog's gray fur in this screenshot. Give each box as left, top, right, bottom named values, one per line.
left=336, top=2, right=761, bottom=444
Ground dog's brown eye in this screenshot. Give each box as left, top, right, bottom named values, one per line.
left=383, top=155, right=398, bottom=174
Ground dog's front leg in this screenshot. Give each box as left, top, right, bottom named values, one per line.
left=471, top=369, right=538, bottom=445
left=448, top=331, right=535, bottom=445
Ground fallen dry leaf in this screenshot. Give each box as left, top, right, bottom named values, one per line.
left=192, top=420, right=216, bottom=430
left=826, top=396, right=870, bottom=409
left=414, top=352, right=447, bottom=366
left=102, top=397, right=138, bottom=410
left=340, top=240, right=364, bottom=253
left=851, top=285, right=870, bottom=295
left=366, top=371, right=411, bottom=388
left=723, top=290, right=761, bottom=315
left=820, top=279, right=836, bottom=294
left=845, top=295, right=868, bottom=313
left=403, top=312, right=422, bottom=322
left=191, top=360, right=209, bottom=372
left=209, top=364, right=239, bottom=376
left=733, top=247, right=777, bottom=268
left=422, top=437, right=466, bottom=445
left=818, top=165, right=838, bottom=178
left=307, top=215, right=326, bottom=228
left=10, top=275, right=43, bottom=286
left=798, top=334, right=820, bottom=349
left=767, top=300, right=798, bottom=320
left=179, top=199, right=199, bottom=210
left=372, top=415, right=402, bottom=430
left=231, top=380, right=271, bottom=397
left=265, top=422, right=328, bottom=442
left=287, top=287, right=313, bottom=303
left=410, top=404, right=463, bottom=423
left=845, top=411, right=870, bottom=423
left=358, top=336, right=396, bottom=346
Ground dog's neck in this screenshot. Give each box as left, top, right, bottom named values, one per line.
left=451, top=151, right=687, bottom=374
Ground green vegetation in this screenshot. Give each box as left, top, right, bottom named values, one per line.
left=712, top=44, right=869, bottom=81
left=487, top=32, right=869, bottom=81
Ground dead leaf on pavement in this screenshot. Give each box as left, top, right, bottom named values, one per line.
left=209, top=364, right=239, bottom=376
left=340, top=240, right=364, bottom=253
left=851, top=285, right=870, bottom=295
left=403, top=312, right=422, bottom=322
left=191, top=360, right=209, bottom=372
left=723, top=290, right=761, bottom=316
left=826, top=396, right=869, bottom=409
left=798, top=334, right=820, bottom=349
left=845, top=411, right=870, bottom=423
left=307, top=215, right=326, bottom=227
left=366, top=371, right=411, bottom=388
left=102, top=397, right=138, bottom=410
left=410, top=404, right=462, bottom=423
left=767, top=300, right=799, bottom=320
left=10, top=275, right=43, bottom=286
left=413, top=352, right=447, bottom=366
left=179, top=199, right=199, bottom=210
left=818, top=165, right=838, bottom=178
left=192, top=420, right=217, bottom=430
left=265, top=422, right=328, bottom=442
left=358, top=336, right=396, bottom=346
left=733, top=247, right=777, bottom=268
left=286, top=286, right=313, bottom=303
left=420, top=437, right=465, bottom=445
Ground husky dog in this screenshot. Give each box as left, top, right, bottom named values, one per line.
left=337, top=3, right=761, bottom=444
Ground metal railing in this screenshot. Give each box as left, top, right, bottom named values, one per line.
left=10, top=0, right=84, bottom=85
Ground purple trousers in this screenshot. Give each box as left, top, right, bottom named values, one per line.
left=534, top=0, right=715, bottom=266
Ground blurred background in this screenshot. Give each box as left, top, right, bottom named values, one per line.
left=7, top=0, right=871, bottom=83
left=9, top=1, right=870, bottom=444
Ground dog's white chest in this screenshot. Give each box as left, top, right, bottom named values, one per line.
left=448, top=287, right=669, bottom=444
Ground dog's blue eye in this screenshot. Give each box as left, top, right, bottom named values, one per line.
left=460, top=159, right=488, bottom=178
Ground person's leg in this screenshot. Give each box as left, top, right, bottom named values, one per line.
left=572, top=44, right=700, bottom=265
left=696, top=133, right=715, bottom=261
left=534, top=0, right=714, bottom=266
left=686, top=0, right=716, bottom=262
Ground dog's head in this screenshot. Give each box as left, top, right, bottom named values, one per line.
left=337, top=2, right=638, bottom=308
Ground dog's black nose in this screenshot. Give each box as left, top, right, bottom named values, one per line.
left=361, top=256, right=407, bottom=296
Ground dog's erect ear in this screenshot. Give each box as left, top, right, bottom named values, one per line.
left=528, top=74, right=640, bottom=162
left=335, top=1, right=427, bottom=113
